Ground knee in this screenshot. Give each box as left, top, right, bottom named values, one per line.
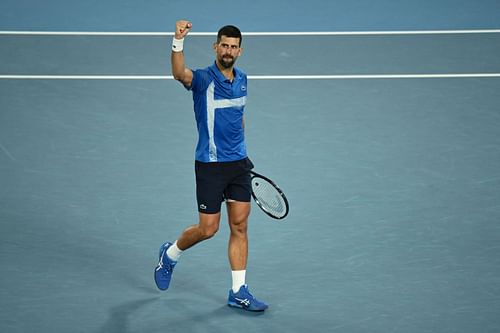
left=230, top=218, right=248, bottom=235
left=200, top=223, right=219, bottom=240
left=227, top=202, right=250, bottom=235
left=198, top=213, right=221, bottom=240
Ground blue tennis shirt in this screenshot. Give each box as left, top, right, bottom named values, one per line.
left=187, top=62, right=248, bottom=162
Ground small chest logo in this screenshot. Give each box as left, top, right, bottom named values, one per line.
left=241, top=85, right=246, bottom=91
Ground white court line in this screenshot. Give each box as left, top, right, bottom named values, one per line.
left=1, top=74, right=500, bottom=80
left=250, top=74, right=500, bottom=79
left=0, top=29, right=500, bottom=36
left=2, top=29, right=498, bottom=80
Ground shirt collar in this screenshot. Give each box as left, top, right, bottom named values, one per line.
left=210, top=61, right=242, bottom=83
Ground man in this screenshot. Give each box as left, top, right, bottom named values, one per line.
left=154, top=20, right=268, bottom=312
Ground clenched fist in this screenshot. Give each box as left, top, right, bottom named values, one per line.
left=175, top=20, right=192, bottom=39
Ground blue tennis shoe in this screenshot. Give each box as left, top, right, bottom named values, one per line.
left=154, top=242, right=177, bottom=290
left=228, top=285, right=268, bottom=311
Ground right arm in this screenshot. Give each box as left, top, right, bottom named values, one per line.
left=171, top=20, right=194, bottom=87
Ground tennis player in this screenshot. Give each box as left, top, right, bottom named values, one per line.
left=154, top=20, right=268, bottom=312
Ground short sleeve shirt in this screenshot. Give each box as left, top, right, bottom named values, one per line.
left=187, top=62, right=248, bottom=162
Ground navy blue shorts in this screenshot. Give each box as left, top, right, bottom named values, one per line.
left=195, top=157, right=254, bottom=214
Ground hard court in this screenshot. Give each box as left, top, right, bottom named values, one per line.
left=1, top=1, right=500, bottom=332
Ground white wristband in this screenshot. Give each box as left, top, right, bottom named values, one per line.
left=172, top=37, right=184, bottom=52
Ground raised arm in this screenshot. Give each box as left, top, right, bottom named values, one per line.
left=171, top=20, right=194, bottom=87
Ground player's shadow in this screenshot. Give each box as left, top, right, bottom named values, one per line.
left=98, top=286, right=265, bottom=333
left=98, top=297, right=158, bottom=333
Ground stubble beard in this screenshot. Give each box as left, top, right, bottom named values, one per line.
left=219, top=55, right=236, bottom=69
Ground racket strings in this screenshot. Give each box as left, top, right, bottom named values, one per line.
left=252, top=178, right=286, bottom=217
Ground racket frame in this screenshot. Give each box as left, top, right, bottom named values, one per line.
left=250, top=171, right=289, bottom=220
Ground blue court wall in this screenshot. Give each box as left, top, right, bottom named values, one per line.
left=1, top=0, right=500, bottom=32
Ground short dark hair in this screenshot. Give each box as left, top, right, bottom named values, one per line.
left=217, top=25, right=242, bottom=46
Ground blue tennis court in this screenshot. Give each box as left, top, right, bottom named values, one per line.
left=1, top=1, right=500, bottom=332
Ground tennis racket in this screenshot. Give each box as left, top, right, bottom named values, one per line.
left=250, top=171, right=289, bottom=220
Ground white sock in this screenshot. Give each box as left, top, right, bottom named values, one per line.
left=231, top=270, right=246, bottom=293
left=166, top=240, right=183, bottom=262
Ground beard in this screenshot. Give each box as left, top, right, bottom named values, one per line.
left=219, top=55, right=236, bottom=69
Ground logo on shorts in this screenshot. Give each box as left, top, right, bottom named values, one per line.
left=241, top=85, right=246, bottom=91
left=199, top=204, right=207, bottom=210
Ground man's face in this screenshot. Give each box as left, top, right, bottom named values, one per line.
left=214, top=36, right=242, bottom=69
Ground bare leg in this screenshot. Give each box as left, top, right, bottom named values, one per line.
left=226, top=201, right=250, bottom=270
left=176, top=212, right=221, bottom=251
